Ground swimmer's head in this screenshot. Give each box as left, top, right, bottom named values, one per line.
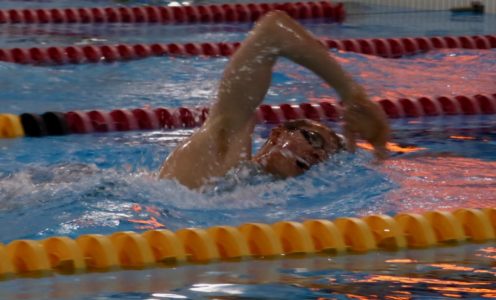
left=252, top=119, right=345, bottom=178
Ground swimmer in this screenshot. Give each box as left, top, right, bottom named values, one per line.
left=160, top=11, right=389, bottom=189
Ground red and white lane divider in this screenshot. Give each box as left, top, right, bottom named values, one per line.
left=1, top=34, right=494, bottom=65
left=65, top=107, right=210, bottom=133
left=64, top=103, right=341, bottom=134
left=324, top=34, right=496, bottom=58
left=6, top=93, right=496, bottom=137
left=376, top=94, right=496, bottom=118
left=0, top=1, right=345, bottom=24
left=65, top=94, right=496, bottom=133
left=39, top=94, right=496, bottom=135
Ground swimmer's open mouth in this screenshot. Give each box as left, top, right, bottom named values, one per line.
left=295, top=158, right=310, bottom=170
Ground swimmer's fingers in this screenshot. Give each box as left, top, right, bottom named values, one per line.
left=343, top=103, right=390, bottom=160
left=346, top=122, right=389, bottom=161
left=370, top=134, right=389, bottom=161
left=342, top=106, right=366, bottom=153
left=359, top=114, right=389, bottom=161
left=343, top=122, right=357, bottom=153
left=370, top=108, right=391, bottom=161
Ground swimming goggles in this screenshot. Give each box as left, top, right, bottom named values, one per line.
left=283, top=121, right=346, bottom=152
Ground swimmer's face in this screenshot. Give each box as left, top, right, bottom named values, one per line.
left=253, top=119, right=344, bottom=178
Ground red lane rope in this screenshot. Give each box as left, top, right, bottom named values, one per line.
left=0, top=1, right=345, bottom=24
left=61, top=94, right=496, bottom=134
left=1, top=34, right=494, bottom=65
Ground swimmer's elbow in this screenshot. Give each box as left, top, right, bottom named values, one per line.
left=159, top=171, right=204, bottom=190
left=159, top=160, right=205, bottom=189
left=158, top=167, right=171, bottom=180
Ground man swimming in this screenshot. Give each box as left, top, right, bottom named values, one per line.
left=159, top=11, right=389, bottom=189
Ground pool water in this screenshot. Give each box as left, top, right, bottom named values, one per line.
left=1, top=48, right=495, bottom=114
left=0, top=1, right=495, bottom=299
left=1, top=116, right=495, bottom=241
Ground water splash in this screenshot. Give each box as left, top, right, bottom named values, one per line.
left=0, top=148, right=395, bottom=241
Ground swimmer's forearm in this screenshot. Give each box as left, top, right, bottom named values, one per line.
left=259, top=11, right=360, bottom=106
left=211, top=11, right=362, bottom=127
left=336, top=81, right=369, bottom=106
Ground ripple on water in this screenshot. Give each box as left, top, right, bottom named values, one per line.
left=0, top=150, right=396, bottom=241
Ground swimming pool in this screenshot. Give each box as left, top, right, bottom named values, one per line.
left=0, top=0, right=495, bottom=299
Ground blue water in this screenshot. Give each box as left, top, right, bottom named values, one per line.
left=1, top=48, right=495, bottom=114
left=1, top=117, right=495, bottom=241
left=0, top=1, right=495, bottom=299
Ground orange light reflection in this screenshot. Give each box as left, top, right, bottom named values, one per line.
left=345, top=294, right=370, bottom=300
left=359, top=275, right=490, bottom=286
left=476, top=247, right=496, bottom=260
left=131, top=204, right=142, bottom=212
left=146, top=206, right=161, bottom=216
left=128, top=204, right=165, bottom=230
left=429, top=263, right=474, bottom=272
left=474, top=270, right=496, bottom=276
left=442, top=293, right=462, bottom=298
left=385, top=296, right=410, bottom=300
left=430, top=286, right=496, bottom=294
left=450, top=135, right=476, bottom=140
left=357, top=142, right=425, bottom=153
left=128, top=216, right=165, bottom=230
left=480, top=247, right=496, bottom=253
left=385, top=259, right=417, bottom=264
left=378, top=157, right=496, bottom=212
left=395, top=291, right=412, bottom=295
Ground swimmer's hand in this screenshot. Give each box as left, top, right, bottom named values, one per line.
left=341, top=87, right=390, bottom=160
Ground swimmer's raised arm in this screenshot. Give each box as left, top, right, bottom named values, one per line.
left=210, top=10, right=357, bottom=131
left=160, top=11, right=389, bottom=188
left=211, top=11, right=389, bottom=159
